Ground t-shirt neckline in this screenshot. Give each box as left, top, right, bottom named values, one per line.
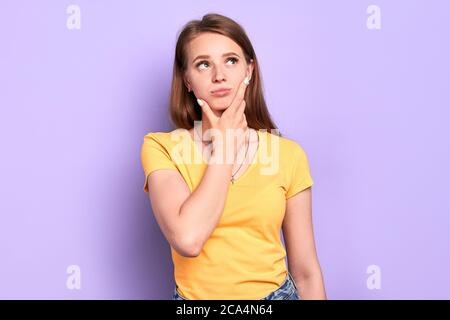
left=187, top=128, right=261, bottom=185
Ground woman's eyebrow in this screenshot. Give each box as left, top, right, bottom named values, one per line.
left=192, top=52, right=240, bottom=64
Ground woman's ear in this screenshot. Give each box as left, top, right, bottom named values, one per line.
left=247, top=59, right=254, bottom=81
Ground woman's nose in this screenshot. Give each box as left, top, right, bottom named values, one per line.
left=212, top=65, right=227, bottom=82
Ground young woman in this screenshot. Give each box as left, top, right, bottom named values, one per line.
left=141, top=13, right=326, bottom=300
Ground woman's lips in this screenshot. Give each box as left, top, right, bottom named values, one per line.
left=211, top=89, right=231, bottom=97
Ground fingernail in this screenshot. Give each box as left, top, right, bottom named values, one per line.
left=197, top=98, right=204, bottom=106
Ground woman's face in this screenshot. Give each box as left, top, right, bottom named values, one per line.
left=184, top=32, right=254, bottom=112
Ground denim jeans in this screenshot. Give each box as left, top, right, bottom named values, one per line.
left=172, top=271, right=300, bottom=300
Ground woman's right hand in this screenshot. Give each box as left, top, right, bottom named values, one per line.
left=196, top=77, right=250, bottom=164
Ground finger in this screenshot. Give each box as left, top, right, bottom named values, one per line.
left=230, top=77, right=249, bottom=113
left=225, top=77, right=250, bottom=115
left=235, top=99, right=246, bottom=118
left=197, top=98, right=217, bottom=122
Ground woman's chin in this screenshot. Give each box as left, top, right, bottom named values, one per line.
left=209, top=98, right=232, bottom=110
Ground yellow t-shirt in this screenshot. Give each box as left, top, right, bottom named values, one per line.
left=140, top=128, right=314, bottom=300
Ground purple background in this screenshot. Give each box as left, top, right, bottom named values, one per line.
left=1, top=0, right=449, bottom=299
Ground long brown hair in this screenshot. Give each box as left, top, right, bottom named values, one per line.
left=169, top=13, right=282, bottom=137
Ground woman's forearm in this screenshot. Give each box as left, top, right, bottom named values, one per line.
left=178, top=150, right=233, bottom=255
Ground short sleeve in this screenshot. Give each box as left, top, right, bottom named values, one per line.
left=140, top=133, right=178, bottom=193
left=285, top=143, right=314, bottom=199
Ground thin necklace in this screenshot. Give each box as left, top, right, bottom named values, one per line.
left=231, top=129, right=250, bottom=184
left=194, top=127, right=251, bottom=184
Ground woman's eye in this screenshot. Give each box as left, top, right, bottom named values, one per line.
left=227, top=57, right=238, bottom=65
left=196, top=57, right=239, bottom=70
left=197, top=61, right=209, bottom=70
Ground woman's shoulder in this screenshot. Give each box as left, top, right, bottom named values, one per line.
left=143, top=129, right=191, bottom=149
left=144, top=128, right=189, bottom=139
left=143, top=131, right=166, bottom=145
